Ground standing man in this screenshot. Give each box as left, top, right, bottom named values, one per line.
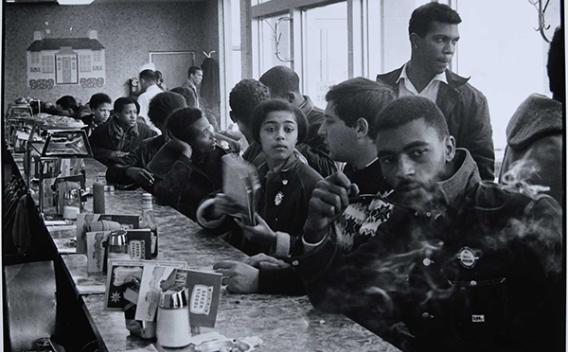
left=183, top=65, right=203, bottom=109
left=137, top=68, right=163, bottom=134
left=377, top=2, right=494, bottom=180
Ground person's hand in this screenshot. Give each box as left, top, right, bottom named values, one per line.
left=244, top=253, right=290, bottom=270
left=125, top=167, right=155, bottom=187
left=211, top=193, right=243, bottom=218
left=236, top=213, right=276, bottom=247
left=213, top=261, right=259, bottom=293
left=304, top=171, right=359, bottom=243
left=111, top=150, right=130, bottom=159
left=166, top=132, right=192, bottom=159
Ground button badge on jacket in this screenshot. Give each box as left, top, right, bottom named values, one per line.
left=457, top=246, right=479, bottom=269
left=274, top=191, right=284, bottom=206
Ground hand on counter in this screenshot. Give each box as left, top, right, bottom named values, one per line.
left=213, top=261, right=259, bottom=293
left=304, top=172, right=358, bottom=243
left=244, top=253, right=289, bottom=270
left=111, top=150, right=130, bottom=159
left=236, top=214, right=276, bottom=247
left=125, top=167, right=155, bottom=187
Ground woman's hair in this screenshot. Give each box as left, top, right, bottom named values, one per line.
left=166, top=107, right=205, bottom=144
left=251, top=99, right=307, bottom=144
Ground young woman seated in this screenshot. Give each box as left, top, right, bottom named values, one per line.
left=197, top=99, right=323, bottom=257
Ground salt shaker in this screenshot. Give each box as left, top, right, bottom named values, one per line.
left=156, top=288, right=192, bottom=348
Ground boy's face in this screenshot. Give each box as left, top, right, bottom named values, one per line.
left=190, top=117, right=216, bottom=153
left=116, top=103, right=138, bottom=128
left=377, top=118, right=453, bottom=209
left=93, top=103, right=112, bottom=124
left=320, top=101, right=358, bottom=162
left=259, top=110, right=298, bottom=164
left=413, top=21, right=460, bottom=75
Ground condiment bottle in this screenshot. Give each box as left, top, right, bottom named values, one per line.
left=156, top=289, right=192, bottom=348
left=140, top=193, right=158, bottom=257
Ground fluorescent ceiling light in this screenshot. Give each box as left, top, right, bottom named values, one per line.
left=58, top=0, right=94, bottom=5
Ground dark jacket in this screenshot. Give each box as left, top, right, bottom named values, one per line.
left=499, top=94, right=563, bottom=204
left=295, top=149, right=562, bottom=352
left=105, top=134, right=166, bottom=186
left=378, top=67, right=495, bottom=181
left=89, top=116, right=157, bottom=166
left=151, top=145, right=226, bottom=221
left=258, top=158, right=393, bottom=295
left=299, top=96, right=328, bottom=153
left=198, top=154, right=322, bottom=256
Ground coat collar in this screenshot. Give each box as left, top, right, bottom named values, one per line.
left=437, top=148, right=481, bottom=209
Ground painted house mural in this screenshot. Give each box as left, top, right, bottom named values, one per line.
left=27, top=30, right=106, bottom=90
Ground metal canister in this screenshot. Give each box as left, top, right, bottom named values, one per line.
left=103, top=229, right=128, bottom=272
left=156, top=288, right=192, bottom=348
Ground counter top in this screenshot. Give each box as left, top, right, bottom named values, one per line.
left=40, top=158, right=400, bottom=352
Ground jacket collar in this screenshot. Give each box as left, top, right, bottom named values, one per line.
left=299, top=95, right=315, bottom=116
left=437, top=148, right=481, bottom=209
left=108, top=115, right=139, bottom=138
left=378, top=65, right=470, bottom=116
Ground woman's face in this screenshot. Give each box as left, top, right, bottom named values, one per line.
left=93, top=103, right=112, bottom=125
left=259, top=110, right=298, bottom=164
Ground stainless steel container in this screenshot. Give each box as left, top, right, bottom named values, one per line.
left=156, top=288, right=192, bottom=348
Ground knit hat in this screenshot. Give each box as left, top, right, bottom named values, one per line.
left=148, top=91, right=187, bottom=127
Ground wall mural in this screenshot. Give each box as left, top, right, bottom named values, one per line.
left=26, top=29, right=106, bottom=90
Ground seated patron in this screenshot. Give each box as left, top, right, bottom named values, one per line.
left=499, top=28, right=564, bottom=204
left=150, top=107, right=225, bottom=220
left=105, top=91, right=187, bottom=188
left=199, top=99, right=322, bottom=258
left=79, top=93, right=112, bottom=133
left=294, top=96, right=562, bottom=351
left=214, top=78, right=396, bottom=295
left=89, top=97, right=157, bottom=166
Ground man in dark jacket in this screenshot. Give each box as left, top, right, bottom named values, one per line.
left=150, top=107, right=225, bottom=220
left=105, top=91, right=187, bottom=188
left=89, top=97, right=157, bottom=166
left=296, top=96, right=562, bottom=352
left=499, top=28, right=563, bottom=204
left=376, top=2, right=494, bottom=181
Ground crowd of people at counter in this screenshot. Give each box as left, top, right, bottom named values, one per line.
left=16, top=3, right=564, bottom=352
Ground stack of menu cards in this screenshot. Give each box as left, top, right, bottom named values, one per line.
left=221, top=154, right=260, bottom=226
left=105, top=260, right=223, bottom=328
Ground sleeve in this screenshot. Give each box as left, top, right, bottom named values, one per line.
left=461, top=88, right=495, bottom=181
left=89, top=128, right=116, bottom=166
left=105, top=147, right=144, bottom=185
left=152, top=156, right=193, bottom=208
left=296, top=143, right=337, bottom=178
left=137, top=94, right=149, bottom=120
left=257, top=267, right=306, bottom=295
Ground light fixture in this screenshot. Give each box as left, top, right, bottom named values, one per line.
left=58, top=0, right=94, bottom=5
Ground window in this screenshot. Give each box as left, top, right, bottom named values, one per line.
left=256, top=14, right=292, bottom=76
left=303, top=2, right=348, bottom=107
left=93, top=50, right=102, bottom=63
left=79, top=55, right=92, bottom=72
left=31, top=52, right=40, bottom=65
left=41, top=55, right=54, bottom=73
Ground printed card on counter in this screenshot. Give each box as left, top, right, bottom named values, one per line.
left=126, top=229, right=153, bottom=259
left=86, top=230, right=111, bottom=273
left=104, top=260, right=187, bottom=311
left=135, top=264, right=178, bottom=322
left=221, top=154, right=260, bottom=226
left=76, top=214, right=139, bottom=254
left=186, top=270, right=223, bottom=328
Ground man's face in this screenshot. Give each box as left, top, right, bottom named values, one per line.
left=190, top=117, right=216, bottom=153
left=190, top=70, right=203, bottom=86
left=116, top=103, right=138, bottom=128
left=377, top=118, right=453, bottom=209
left=93, top=103, right=112, bottom=125
left=320, top=101, right=357, bottom=162
left=413, top=21, right=460, bottom=75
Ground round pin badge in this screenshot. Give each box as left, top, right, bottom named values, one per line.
left=274, top=191, right=284, bottom=206
left=457, top=247, right=479, bottom=269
